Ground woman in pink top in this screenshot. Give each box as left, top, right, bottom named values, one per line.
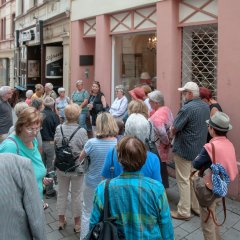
left=193, top=111, right=238, bottom=240
left=25, top=90, right=33, bottom=105
left=148, top=90, right=174, bottom=188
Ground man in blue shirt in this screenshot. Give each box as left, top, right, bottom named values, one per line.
left=171, top=82, right=210, bottom=220
left=90, top=136, right=174, bottom=240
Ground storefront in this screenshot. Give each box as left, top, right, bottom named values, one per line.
left=71, top=0, right=240, bottom=199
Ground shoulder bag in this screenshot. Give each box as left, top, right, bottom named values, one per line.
left=191, top=143, right=229, bottom=226
left=84, top=179, right=125, bottom=240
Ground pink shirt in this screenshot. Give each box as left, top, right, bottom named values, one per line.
left=205, top=136, right=238, bottom=181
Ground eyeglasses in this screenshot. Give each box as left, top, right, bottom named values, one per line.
left=25, top=127, right=41, bottom=134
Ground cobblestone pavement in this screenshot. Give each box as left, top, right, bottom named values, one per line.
left=44, top=178, right=240, bottom=240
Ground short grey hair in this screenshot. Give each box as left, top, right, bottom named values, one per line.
left=76, top=80, right=83, bottom=86
left=125, top=113, right=150, bottom=143
left=45, top=83, right=53, bottom=90
left=0, top=86, right=11, bottom=97
left=58, top=87, right=65, bottom=94
left=26, top=90, right=33, bottom=98
left=115, top=85, right=125, bottom=93
left=43, top=96, right=55, bottom=107
left=148, top=90, right=164, bottom=106
left=14, top=102, right=29, bottom=117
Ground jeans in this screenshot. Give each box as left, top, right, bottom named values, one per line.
left=78, top=112, right=87, bottom=130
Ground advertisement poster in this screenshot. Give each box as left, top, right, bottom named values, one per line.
left=28, top=60, right=40, bottom=78
left=45, top=46, right=63, bottom=79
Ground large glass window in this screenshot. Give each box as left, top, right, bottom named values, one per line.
left=112, top=33, right=157, bottom=100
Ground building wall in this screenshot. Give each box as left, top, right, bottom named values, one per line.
left=70, top=0, right=240, bottom=199
left=0, top=0, right=16, bottom=87
left=71, top=0, right=161, bottom=21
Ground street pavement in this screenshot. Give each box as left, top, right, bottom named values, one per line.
left=44, top=177, right=240, bottom=240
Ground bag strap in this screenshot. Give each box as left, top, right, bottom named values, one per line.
left=110, top=148, right=115, bottom=179
left=103, top=179, right=111, bottom=220
left=69, top=125, right=81, bottom=142
left=211, top=143, right=216, bottom=164
left=205, top=197, right=227, bottom=226
left=148, top=121, right=152, bottom=140
left=7, top=137, right=20, bottom=155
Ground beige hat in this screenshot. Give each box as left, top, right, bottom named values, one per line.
left=206, top=111, right=232, bottom=132
left=178, top=82, right=199, bottom=92
left=140, top=72, right=151, bottom=80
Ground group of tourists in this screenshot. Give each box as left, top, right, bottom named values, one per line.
left=0, top=77, right=238, bottom=240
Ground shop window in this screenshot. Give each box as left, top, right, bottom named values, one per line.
left=182, top=24, right=218, bottom=96
left=11, top=13, right=15, bottom=38
left=113, top=33, right=156, bottom=100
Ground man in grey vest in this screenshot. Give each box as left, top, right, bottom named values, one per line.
left=171, top=82, right=210, bottom=220
left=0, top=86, right=13, bottom=143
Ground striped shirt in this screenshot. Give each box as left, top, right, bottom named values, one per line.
left=90, top=172, right=174, bottom=240
left=172, top=98, right=210, bottom=161
left=84, top=137, right=117, bottom=188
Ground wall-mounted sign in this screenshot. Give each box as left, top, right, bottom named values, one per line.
left=45, top=46, right=63, bottom=79
left=19, top=29, right=35, bottom=44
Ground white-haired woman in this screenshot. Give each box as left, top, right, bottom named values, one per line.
left=43, top=83, right=57, bottom=100
left=71, top=80, right=89, bottom=130
left=55, top=88, right=70, bottom=123
left=25, top=90, right=33, bottom=105
left=148, top=90, right=174, bottom=188
left=109, top=85, right=128, bottom=119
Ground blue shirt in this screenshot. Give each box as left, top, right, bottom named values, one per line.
left=173, top=98, right=209, bottom=161
left=101, top=147, right=162, bottom=182
left=84, top=138, right=117, bottom=188
left=0, top=134, right=46, bottom=197
left=90, top=173, right=174, bottom=240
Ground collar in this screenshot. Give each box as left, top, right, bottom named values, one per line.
left=120, top=171, right=143, bottom=177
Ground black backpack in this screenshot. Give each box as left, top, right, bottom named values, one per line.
left=55, top=125, right=81, bottom=172
left=84, top=179, right=125, bottom=240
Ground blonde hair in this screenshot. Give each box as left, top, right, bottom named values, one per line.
left=141, top=85, right=152, bottom=95
left=15, top=107, right=42, bottom=135
left=128, top=100, right=148, bottom=119
left=96, top=112, right=119, bottom=138
left=64, top=103, right=81, bottom=123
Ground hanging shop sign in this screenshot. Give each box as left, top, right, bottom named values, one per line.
left=45, top=46, right=63, bottom=79
left=19, top=29, right=35, bottom=44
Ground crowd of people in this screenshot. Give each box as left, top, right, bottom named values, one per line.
left=0, top=77, right=238, bottom=240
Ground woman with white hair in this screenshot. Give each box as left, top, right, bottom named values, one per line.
left=55, top=88, right=70, bottom=123
left=101, top=113, right=161, bottom=182
left=148, top=90, right=174, bottom=188
left=25, top=90, right=33, bottom=105
left=109, top=85, right=128, bottom=119
left=43, top=83, right=57, bottom=100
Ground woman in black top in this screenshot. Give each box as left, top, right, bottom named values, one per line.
left=87, top=81, right=107, bottom=135
left=200, top=87, right=222, bottom=142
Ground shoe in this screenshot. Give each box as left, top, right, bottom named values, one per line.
left=43, top=202, right=49, bottom=210
left=171, top=210, right=191, bottom=221
left=191, top=209, right=200, bottom=217
left=58, top=218, right=67, bottom=230
left=74, top=225, right=81, bottom=233
left=46, top=190, right=56, bottom=199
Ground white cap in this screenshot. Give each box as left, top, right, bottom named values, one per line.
left=178, top=82, right=199, bottom=92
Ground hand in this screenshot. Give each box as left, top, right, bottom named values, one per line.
left=43, top=177, right=53, bottom=185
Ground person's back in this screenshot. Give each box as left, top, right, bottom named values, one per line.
left=91, top=176, right=172, bottom=240
left=0, top=153, right=47, bottom=240
left=173, top=98, right=209, bottom=161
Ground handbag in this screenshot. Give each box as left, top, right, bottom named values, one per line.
left=84, top=179, right=125, bottom=240
left=191, top=143, right=229, bottom=226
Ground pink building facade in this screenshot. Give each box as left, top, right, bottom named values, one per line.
left=70, top=0, right=240, bottom=199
